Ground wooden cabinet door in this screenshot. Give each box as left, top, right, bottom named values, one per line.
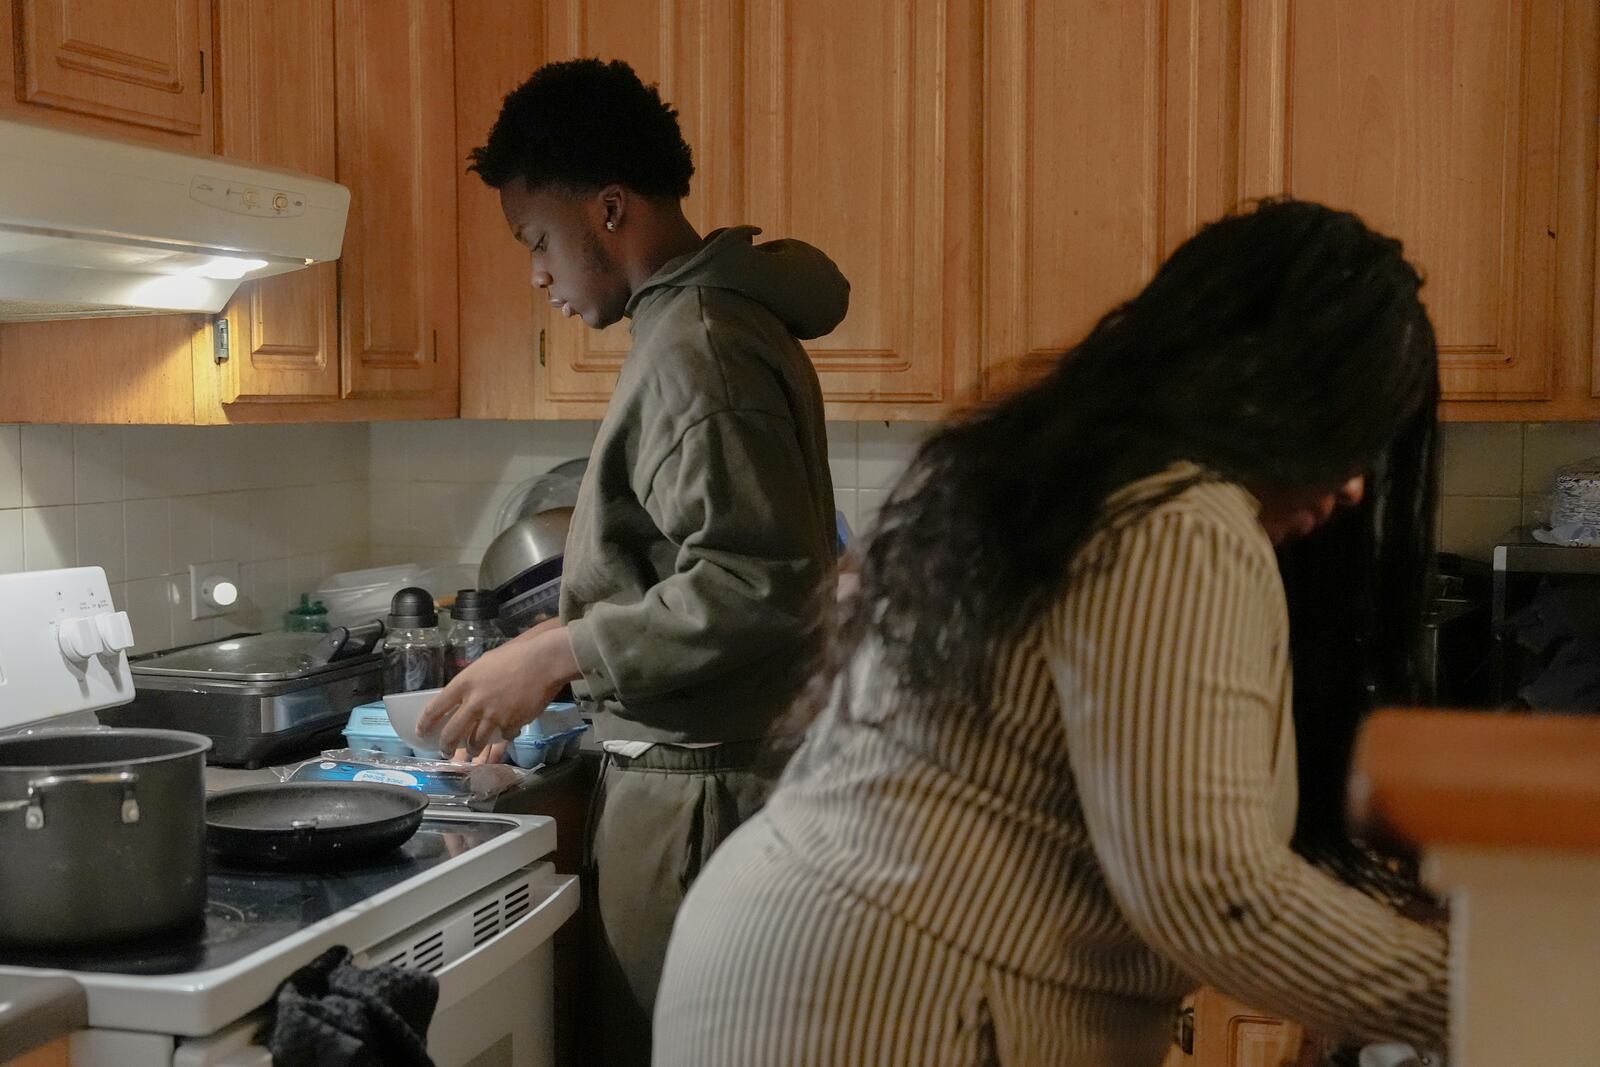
left=335, top=0, right=458, bottom=404
left=453, top=0, right=544, bottom=420
left=1239, top=0, right=1566, bottom=402
left=526, top=0, right=741, bottom=418
left=212, top=0, right=339, bottom=403
left=1189, top=988, right=1304, bottom=1067
left=10, top=0, right=209, bottom=147
left=743, top=0, right=977, bottom=417
left=981, top=0, right=1239, bottom=400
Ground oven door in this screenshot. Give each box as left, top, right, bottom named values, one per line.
left=170, top=864, right=578, bottom=1067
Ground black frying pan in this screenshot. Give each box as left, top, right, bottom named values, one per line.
left=205, top=782, right=427, bottom=868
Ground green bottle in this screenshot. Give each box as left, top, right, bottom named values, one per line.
left=283, top=592, right=330, bottom=633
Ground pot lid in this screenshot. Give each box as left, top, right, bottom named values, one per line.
left=130, top=632, right=373, bottom=682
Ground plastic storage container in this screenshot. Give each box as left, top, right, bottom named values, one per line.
left=314, top=563, right=478, bottom=629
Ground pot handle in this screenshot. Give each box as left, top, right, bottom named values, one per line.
left=0, top=975, right=87, bottom=1062
left=0, top=770, right=140, bottom=829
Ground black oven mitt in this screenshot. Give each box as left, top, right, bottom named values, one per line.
left=263, top=945, right=439, bottom=1067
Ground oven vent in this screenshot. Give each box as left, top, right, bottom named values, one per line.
left=411, top=931, right=446, bottom=973
left=472, top=898, right=502, bottom=947
left=361, top=864, right=561, bottom=978
left=504, top=882, right=532, bottom=924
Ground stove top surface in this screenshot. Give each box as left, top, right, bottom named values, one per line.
left=0, top=817, right=513, bottom=976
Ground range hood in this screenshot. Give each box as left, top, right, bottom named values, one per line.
left=0, top=118, right=350, bottom=323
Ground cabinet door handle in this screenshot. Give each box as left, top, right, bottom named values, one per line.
left=538, top=328, right=546, bottom=368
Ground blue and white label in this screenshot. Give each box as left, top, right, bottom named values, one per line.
left=352, top=769, right=421, bottom=788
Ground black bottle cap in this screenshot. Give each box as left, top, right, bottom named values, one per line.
left=452, top=589, right=498, bottom=622
left=388, top=587, right=438, bottom=629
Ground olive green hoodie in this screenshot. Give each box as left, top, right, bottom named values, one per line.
left=560, top=226, right=848, bottom=744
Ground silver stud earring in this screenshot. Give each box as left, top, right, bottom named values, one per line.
left=605, top=220, right=617, bottom=232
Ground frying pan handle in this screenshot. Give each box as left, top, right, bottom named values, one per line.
left=0, top=770, right=140, bottom=830
left=0, top=976, right=87, bottom=1062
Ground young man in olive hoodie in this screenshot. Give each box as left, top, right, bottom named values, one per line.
left=420, top=59, right=846, bottom=1064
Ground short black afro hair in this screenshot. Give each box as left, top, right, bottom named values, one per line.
left=469, top=58, right=694, bottom=198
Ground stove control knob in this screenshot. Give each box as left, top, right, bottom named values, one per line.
left=95, top=611, right=135, bottom=654
left=58, top=616, right=105, bottom=661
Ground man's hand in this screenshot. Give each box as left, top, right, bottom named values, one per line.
left=420, top=623, right=580, bottom=757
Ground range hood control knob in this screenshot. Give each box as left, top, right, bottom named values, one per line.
left=95, top=611, right=135, bottom=654
left=58, top=616, right=105, bottom=661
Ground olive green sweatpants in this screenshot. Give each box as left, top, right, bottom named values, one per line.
left=581, top=740, right=782, bottom=1067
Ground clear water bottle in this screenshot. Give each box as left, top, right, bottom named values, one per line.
left=446, top=589, right=504, bottom=680
left=383, top=587, right=446, bottom=693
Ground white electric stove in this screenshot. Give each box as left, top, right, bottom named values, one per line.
left=0, top=567, right=577, bottom=1067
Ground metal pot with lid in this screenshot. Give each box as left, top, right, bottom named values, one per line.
left=0, top=727, right=212, bottom=948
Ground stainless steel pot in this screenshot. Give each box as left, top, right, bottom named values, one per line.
left=0, top=728, right=212, bottom=947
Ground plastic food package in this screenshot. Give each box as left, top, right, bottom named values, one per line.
left=313, top=563, right=477, bottom=629
left=274, top=748, right=535, bottom=807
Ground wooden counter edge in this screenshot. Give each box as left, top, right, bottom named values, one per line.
left=1350, top=708, right=1600, bottom=853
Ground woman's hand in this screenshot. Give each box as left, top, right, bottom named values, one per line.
left=449, top=741, right=508, bottom=765
left=420, top=623, right=580, bottom=757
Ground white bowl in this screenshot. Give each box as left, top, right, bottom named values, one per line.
left=382, top=688, right=447, bottom=754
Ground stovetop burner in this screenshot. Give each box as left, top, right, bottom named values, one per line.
left=0, top=817, right=513, bottom=976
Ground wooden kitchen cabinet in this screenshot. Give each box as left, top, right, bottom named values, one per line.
left=211, top=0, right=341, bottom=404
left=980, top=0, right=1239, bottom=399
left=333, top=0, right=458, bottom=404
left=196, top=0, right=460, bottom=421
left=0, top=0, right=213, bottom=152
left=1162, top=989, right=1304, bottom=1067
left=455, top=0, right=979, bottom=421
left=741, top=0, right=979, bottom=417
left=1239, top=0, right=1597, bottom=416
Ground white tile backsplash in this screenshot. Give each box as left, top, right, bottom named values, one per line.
left=0, top=426, right=21, bottom=510
left=73, top=426, right=125, bottom=503
left=20, top=425, right=74, bottom=507
left=0, top=508, right=22, bottom=573
left=22, top=505, right=75, bottom=570
left=2, top=422, right=370, bottom=652
left=1441, top=494, right=1522, bottom=565
left=1439, top=423, right=1522, bottom=497
left=4, top=414, right=1596, bottom=651
left=125, top=497, right=171, bottom=580
left=75, top=501, right=125, bottom=583
left=858, top=421, right=928, bottom=490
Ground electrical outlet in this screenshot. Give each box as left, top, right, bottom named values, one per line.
left=189, top=560, right=241, bottom=620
